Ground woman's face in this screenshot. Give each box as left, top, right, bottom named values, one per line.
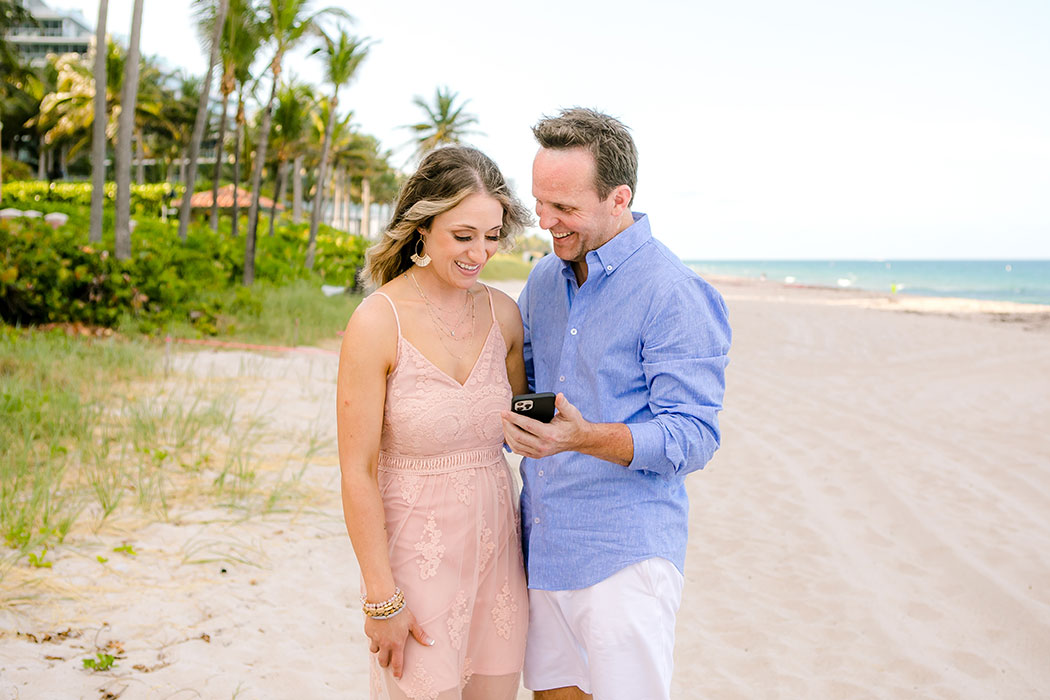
left=418, top=192, right=504, bottom=289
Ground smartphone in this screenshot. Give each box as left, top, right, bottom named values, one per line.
left=511, top=392, right=557, bottom=423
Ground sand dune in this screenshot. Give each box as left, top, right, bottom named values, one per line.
left=1, top=278, right=1048, bottom=699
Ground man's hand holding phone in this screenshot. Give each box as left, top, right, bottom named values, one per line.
left=502, top=392, right=589, bottom=459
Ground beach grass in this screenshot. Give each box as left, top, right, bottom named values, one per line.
left=122, top=279, right=363, bottom=347
left=0, top=328, right=157, bottom=555
left=0, top=281, right=358, bottom=580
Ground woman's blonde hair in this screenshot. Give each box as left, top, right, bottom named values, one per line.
left=362, top=146, right=532, bottom=289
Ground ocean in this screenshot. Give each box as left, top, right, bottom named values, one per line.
left=686, top=260, right=1050, bottom=307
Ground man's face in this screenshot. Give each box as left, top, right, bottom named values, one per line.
left=532, top=147, right=619, bottom=264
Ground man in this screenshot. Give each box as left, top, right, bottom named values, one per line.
left=501, top=108, right=731, bottom=700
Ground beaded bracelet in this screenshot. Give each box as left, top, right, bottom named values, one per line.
left=362, top=587, right=403, bottom=611
left=362, top=588, right=405, bottom=619
left=369, top=604, right=406, bottom=620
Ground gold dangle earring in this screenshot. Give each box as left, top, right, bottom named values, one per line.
left=410, top=234, right=431, bottom=267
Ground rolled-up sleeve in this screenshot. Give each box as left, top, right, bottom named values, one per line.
left=628, top=277, right=731, bottom=477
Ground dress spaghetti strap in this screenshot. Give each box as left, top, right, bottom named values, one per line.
left=371, top=291, right=402, bottom=367
left=483, top=284, right=497, bottom=323
left=371, top=292, right=402, bottom=336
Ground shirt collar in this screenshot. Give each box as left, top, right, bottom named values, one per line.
left=557, top=212, right=652, bottom=283
left=591, top=212, right=651, bottom=276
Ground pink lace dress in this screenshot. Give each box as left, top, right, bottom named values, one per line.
left=368, top=289, right=527, bottom=700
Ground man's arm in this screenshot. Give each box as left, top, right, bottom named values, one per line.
left=501, top=277, right=730, bottom=475
left=626, top=277, right=730, bottom=476
left=502, top=392, right=635, bottom=465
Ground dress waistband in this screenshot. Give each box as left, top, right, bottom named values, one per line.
left=377, top=445, right=505, bottom=474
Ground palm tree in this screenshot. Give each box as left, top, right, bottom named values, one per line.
left=89, top=0, right=108, bottom=242
left=305, top=95, right=350, bottom=230
left=306, top=27, right=369, bottom=269
left=114, top=0, right=144, bottom=261
left=268, top=78, right=314, bottom=236
left=243, top=0, right=350, bottom=286
left=334, top=131, right=394, bottom=238
left=176, top=0, right=229, bottom=241
left=157, top=72, right=204, bottom=182
left=210, top=0, right=261, bottom=230
left=230, top=78, right=249, bottom=235
left=404, top=86, right=481, bottom=161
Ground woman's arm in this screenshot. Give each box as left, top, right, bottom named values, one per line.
left=337, top=295, right=432, bottom=680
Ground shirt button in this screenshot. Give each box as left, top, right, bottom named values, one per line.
left=538, top=470, right=544, bottom=476
left=570, top=328, right=578, bottom=335
left=534, top=517, right=541, bottom=524
left=606, top=265, right=613, bottom=271
left=559, top=376, right=565, bottom=382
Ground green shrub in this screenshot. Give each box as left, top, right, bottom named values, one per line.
left=1, top=157, right=34, bottom=183
left=0, top=180, right=183, bottom=217
left=0, top=208, right=367, bottom=333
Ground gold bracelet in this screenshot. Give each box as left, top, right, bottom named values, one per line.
left=362, top=588, right=404, bottom=618
left=365, top=598, right=406, bottom=620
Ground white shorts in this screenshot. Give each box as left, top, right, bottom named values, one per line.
left=523, top=557, right=684, bottom=699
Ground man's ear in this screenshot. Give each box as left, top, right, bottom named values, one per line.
left=609, top=184, right=633, bottom=216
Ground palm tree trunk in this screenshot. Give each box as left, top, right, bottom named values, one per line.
left=89, top=0, right=108, bottom=242
left=244, top=68, right=280, bottom=286
left=177, top=0, right=228, bottom=241
left=344, top=173, right=352, bottom=232
left=306, top=89, right=338, bottom=270
left=135, top=128, right=144, bottom=185
left=268, top=157, right=288, bottom=237
left=292, top=154, right=303, bottom=223
left=37, top=138, right=45, bottom=179
left=0, top=105, right=4, bottom=205
left=332, top=169, right=342, bottom=229
left=361, top=176, right=372, bottom=238
left=210, top=87, right=230, bottom=231
left=114, top=0, right=144, bottom=261
left=231, top=88, right=245, bottom=237
left=340, top=182, right=347, bottom=231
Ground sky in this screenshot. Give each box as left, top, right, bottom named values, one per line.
left=52, top=0, right=1050, bottom=260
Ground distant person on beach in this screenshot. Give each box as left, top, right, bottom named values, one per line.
left=501, top=108, right=732, bottom=700
left=337, top=146, right=531, bottom=699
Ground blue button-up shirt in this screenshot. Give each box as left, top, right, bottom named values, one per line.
left=518, top=213, right=731, bottom=591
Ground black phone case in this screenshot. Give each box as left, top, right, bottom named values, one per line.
left=511, top=392, right=556, bottom=423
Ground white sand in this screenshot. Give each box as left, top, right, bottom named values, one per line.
left=2, top=278, right=1049, bottom=699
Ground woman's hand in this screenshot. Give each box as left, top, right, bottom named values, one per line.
left=365, top=608, right=434, bottom=680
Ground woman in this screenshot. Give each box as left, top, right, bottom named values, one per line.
left=337, top=146, right=531, bottom=700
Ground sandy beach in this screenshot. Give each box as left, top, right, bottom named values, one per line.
left=2, top=276, right=1049, bottom=699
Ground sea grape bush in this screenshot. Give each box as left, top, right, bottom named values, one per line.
left=2, top=181, right=183, bottom=217
left=0, top=213, right=367, bottom=333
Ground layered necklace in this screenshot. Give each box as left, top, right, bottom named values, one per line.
left=408, top=271, right=477, bottom=358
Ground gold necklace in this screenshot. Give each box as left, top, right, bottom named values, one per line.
left=408, top=271, right=476, bottom=343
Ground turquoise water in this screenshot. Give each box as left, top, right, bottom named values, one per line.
left=686, top=260, right=1050, bottom=306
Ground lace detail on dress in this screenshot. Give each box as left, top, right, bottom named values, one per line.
left=414, top=512, right=445, bottom=580
left=460, top=657, right=473, bottom=689
left=496, top=467, right=509, bottom=507
left=447, top=590, right=469, bottom=650
left=398, top=474, right=423, bottom=504
left=407, top=662, right=437, bottom=700
left=492, top=579, right=519, bottom=641
left=478, top=520, right=495, bottom=571
left=371, top=658, right=386, bottom=697
left=451, top=469, right=475, bottom=505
